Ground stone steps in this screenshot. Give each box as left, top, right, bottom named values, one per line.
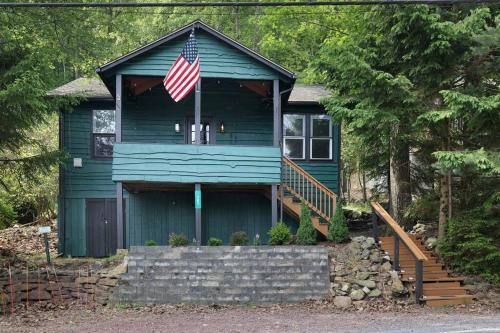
left=112, top=246, right=330, bottom=305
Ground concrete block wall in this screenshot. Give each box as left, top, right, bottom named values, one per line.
left=112, top=246, right=330, bottom=304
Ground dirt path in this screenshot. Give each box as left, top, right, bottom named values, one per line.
left=1, top=305, right=499, bottom=333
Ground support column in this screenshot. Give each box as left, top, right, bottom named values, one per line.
left=194, top=79, right=202, bottom=245
left=115, top=74, right=124, bottom=249
left=273, top=80, right=281, bottom=226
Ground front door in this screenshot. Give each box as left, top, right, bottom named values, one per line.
left=187, top=118, right=215, bottom=144
left=86, top=199, right=118, bottom=257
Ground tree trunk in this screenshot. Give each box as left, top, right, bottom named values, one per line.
left=362, top=171, right=367, bottom=202
left=389, top=123, right=411, bottom=225
left=438, top=174, right=448, bottom=241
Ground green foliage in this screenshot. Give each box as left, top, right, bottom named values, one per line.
left=0, top=198, right=16, bottom=229
left=207, top=237, right=223, bottom=246
left=268, top=221, right=291, bottom=245
left=144, top=240, right=157, bottom=246
left=404, top=193, right=440, bottom=224
left=439, top=194, right=500, bottom=284
left=296, top=204, right=317, bottom=245
left=229, top=231, right=248, bottom=246
left=328, top=203, right=349, bottom=244
left=168, top=233, right=188, bottom=247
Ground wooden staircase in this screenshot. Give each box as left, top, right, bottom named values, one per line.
left=278, top=156, right=337, bottom=237
left=379, top=233, right=473, bottom=307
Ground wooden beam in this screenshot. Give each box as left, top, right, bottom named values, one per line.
left=273, top=79, right=281, bottom=147
left=115, top=74, right=122, bottom=143
left=195, top=184, right=201, bottom=245
left=271, top=185, right=278, bottom=226
left=115, top=74, right=124, bottom=249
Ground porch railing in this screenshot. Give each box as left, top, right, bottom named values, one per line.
left=281, top=156, right=337, bottom=222
left=371, top=201, right=428, bottom=303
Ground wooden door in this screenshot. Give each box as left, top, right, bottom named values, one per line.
left=86, top=199, right=118, bottom=257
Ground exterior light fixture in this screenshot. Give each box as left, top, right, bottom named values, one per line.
left=175, top=123, right=180, bottom=133
left=219, top=121, right=225, bottom=133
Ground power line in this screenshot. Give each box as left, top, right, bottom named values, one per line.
left=0, top=0, right=497, bottom=8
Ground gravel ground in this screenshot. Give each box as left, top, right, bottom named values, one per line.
left=1, top=305, right=499, bottom=333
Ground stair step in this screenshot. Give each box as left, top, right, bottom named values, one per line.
left=403, top=276, right=465, bottom=283
left=422, top=295, right=474, bottom=307
left=423, top=288, right=467, bottom=297
left=423, top=281, right=461, bottom=289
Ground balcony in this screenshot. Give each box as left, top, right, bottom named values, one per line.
left=112, top=143, right=281, bottom=184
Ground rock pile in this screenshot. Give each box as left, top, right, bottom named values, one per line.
left=329, top=236, right=407, bottom=308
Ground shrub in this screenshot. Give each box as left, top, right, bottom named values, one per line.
left=296, top=204, right=317, bottom=245
left=328, top=203, right=349, bottom=243
left=268, top=222, right=291, bottom=245
left=439, top=193, right=500, bottom=284
left=168, top=233, right=188, bottom=247
left=229, top=231, right=248, bottom=246
left=207, top=237, right=223, bottom=246
left=144, top=239, right=157, bottom=246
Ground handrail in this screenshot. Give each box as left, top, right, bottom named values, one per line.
left=281, top=156, right=337, bottom=221
left=371, top=202, right=427, bottom=261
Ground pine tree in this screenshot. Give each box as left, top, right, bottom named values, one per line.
left=328, top=202, right=349, bottom=244
left=296, top=204, right=317, bottom=245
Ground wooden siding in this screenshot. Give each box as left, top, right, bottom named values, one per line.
left=126, top=192, right=195, bottom=246
left=107, top=30, right=282, bottom=81
left=122, top=80, right=273, bottom=146
left=112, top=143, right=282, bottom=184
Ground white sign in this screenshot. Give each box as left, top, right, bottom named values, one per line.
left=73, top=158, right=83, bottom=168
left=38, top=226, right=51, bottom=234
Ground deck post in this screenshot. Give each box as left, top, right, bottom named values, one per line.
left=115, top=74, right=124, bottom=249
left=273, top=79, right=281, bottom=225
left=393, top=235, right=400, bottom=271
left=415, top=260, right=424, bottom=303
left=371, top=212, right=379, bottom=244
left=194, top=79, right=202, bottom=245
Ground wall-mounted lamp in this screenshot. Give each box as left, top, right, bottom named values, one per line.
left=174, top=123, right=181, bottom=133
left=219, top=121, right=225, bottom=133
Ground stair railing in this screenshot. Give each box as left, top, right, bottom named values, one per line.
left=281, top=156, right=337, bottom=222
left=371, top=201, right=427, bottom=303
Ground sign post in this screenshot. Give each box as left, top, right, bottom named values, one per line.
left=38, top=226, right=51, bottom=264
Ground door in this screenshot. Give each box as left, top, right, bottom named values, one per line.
left=186, top=118, right=215, bottom=144
left=86, top=199, right=118, bottom=257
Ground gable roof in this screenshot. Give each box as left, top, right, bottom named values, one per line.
left=96, top=20, right=295, bottom=81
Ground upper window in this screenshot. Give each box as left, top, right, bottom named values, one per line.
left=92, top=110, right=115, bottom=159
left=283, top=114, right=305, bottom=159
left=310, top=115, right=332, bottom=160
left=190, top=122, right=211, bottom=145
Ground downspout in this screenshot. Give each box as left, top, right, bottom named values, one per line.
left=58, top=111, right=65, bottom=255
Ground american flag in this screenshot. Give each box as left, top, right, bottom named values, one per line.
left=163, top=32, right=200, bottom=102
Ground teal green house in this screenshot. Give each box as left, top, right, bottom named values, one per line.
left=51, top=21, right=340, bottom=257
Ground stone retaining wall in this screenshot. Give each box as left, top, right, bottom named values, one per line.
left=112, top=246, right=330, bottom=305
left=0, top=265, right=124, bottom=306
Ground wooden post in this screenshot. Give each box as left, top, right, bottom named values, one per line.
left=115, top=74, right=124, bottom=249
left=372, top=212, right=379, bottom=244
left=194, top=79, right=201, bottom=245
left=273, top=79, right=281, bottom=226
left=393, top=235, right=400, bottom=271
left=415, top=260, right=424, bottom=303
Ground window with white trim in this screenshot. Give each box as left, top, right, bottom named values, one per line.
left=92, top=110, right=115, bottom=159
left=310, top=115, right=332, bottom=160
left=283, top=114, right=305, bottom=159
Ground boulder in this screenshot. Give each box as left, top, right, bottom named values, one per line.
left=341, top=283, right=351, bottom=292
left=362, top=286, right=371, bottom=294
left=334, top=296, right=352, bottom=308
left=353, top=279, right=376, bottom=289
left=389, top=271, right=406, bottom=295
left=424, top=237, right=438, bottom=249
left=368, top=288, right=382, bottom=297
left=356, top=272, right=370, bottom=280
left=350, top=289, right=365, bottom=301
left=380, top=262, right=392, bottom=272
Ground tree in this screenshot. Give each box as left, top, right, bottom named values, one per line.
left=296, top=204, right=317, bottom=245
left=328, top=202, right=349, bottom=243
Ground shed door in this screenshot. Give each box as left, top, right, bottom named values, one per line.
left=86, top=199, right=118, bottom=257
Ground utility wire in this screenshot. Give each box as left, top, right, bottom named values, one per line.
left=0, top=0, right=497, bottom=8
